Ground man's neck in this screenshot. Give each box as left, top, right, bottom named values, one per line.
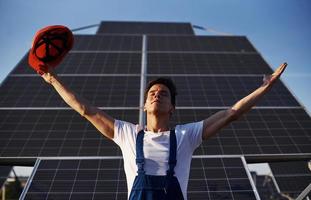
left=146, top=114, right=170, bottom=133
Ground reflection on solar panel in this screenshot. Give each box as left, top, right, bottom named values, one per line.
left=97, top=21, right=194, bottom=35
left=0, top=166, right=12, bottom=188
left=21, top=157, right=259, bottom=200
left=270, top=161, right=311, bottom=198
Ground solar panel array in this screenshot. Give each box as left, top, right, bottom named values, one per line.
left=96, top=21, right=194, bottom=35
left=270, top=161, right=311, bottom=199
left=0, top=21, right=310, bottom=199
left=21, top=157, right=259, bottom=200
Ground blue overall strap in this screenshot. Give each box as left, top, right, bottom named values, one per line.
left=136, top=130, right=145, bottom=174
left=167, top=129, right=177, bottom=176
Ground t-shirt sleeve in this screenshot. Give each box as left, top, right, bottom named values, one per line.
left=178, top=121, right=203, bottom=151
left=113, top=119, right=138, bottom=148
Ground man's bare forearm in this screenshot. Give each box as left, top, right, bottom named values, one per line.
left=202, top=63, right=287, bottom=140
left=48, top=73, right=89, bottom=116
left=230, top=83, right=271, bottom=119
left=42, top=70, right=115, bottom=139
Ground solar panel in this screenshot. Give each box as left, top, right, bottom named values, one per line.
left=97, top=21, right=194, bottom=35
left=270, top=161, right=311, bottom=198
left=11, top=52, right=142, bottom=74
left=0, top=109, right=138, bottom=157
left=72, top=35, right=142, bottom=51
left=148, top=36, right=257, bottom=52
left=1, top=108, right=309, bottom=158
left=147, top=53, right=273, bottom=74
left=0, top=76, right=140, bottom=107
left=0, top=166, right=12, bottom=188
left=171, top=108, right=311, bottom=156
left=21, top=157, right=259, bottom=200
left=147, top=76, right=300, bottom=107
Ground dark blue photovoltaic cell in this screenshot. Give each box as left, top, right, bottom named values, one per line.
left=23, top=157, right=257, bottom=200
left=72, top=35, right=142, bottom=51
left=0, top=76, right=140, bottom=107
left=0, top=109, right=138, bottom=157
left=97, top=21, right=194, bottom=35
left=11, top=52, right=141, bottom=74
left=148, top=36, right=256, bottom=52
left=147, top=53, right=273, bottom=74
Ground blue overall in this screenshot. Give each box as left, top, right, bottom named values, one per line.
left=129, top=130, right=184, bottom=200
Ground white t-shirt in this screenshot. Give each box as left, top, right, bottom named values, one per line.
left=113, top=119, right=203, bottom=200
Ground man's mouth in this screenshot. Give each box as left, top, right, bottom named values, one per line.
left=152, top=100, right=161, bottom=104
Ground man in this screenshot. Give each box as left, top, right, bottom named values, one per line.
left=39, top=62, right=287, bottom=199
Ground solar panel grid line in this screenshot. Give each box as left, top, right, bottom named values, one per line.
left=55, top=110, right=76, bottom=157
left=219, top=157, right=235, bottom=199
left=255, top=107, right=282, bottom=154
left=0, top=107, right=140, bottom=110
left=273, top=109, right=302, bottom=153
left=21, top=156, right=258, bottom=200
left=1, top=106, right=305, bottom=110
left=239, top=79, right=284, bottom=154
left=9, top=74, right=141, bottom=77
left=0, top=109, right=28, bottom=156
left=221, top=76, right=256, bottom=155
left=67, top=160, right=82, bottom=200
left=44, top=159, right=62, bottom=200
left=147, top=50, right=259, bottom=55
left=19, top=108, right=49, bottom=157
left=149, top=74, right=267, bottom=77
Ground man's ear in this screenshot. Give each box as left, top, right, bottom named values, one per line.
left=170, top=106, right=175, bottom=115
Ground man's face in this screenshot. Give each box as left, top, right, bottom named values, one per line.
left=144, top=84, right=175, bottom=116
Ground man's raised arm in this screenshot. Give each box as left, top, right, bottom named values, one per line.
left=40, top=65, right=115, bottom=139
left=202, top=63, right=287, bottom=140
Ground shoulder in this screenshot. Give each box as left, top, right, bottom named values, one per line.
left=175, top=120, right=204, bottom=132
left=113, top=119, right=142, bottom=145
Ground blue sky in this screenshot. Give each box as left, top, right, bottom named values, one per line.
left=1, top=0, right=311, bottom=113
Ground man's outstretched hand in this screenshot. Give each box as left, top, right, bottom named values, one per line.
left=39, top=64, right=57, bottom=84
left=262, top=62, right=287, bottom=87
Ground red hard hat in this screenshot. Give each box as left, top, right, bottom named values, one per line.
left=28, top=25, right=74, bottom=74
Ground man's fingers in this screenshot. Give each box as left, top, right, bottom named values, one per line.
left=273, top=62, right=287, bottom=76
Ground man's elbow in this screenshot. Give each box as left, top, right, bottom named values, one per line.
left=227, top=108, right=240, bottom=122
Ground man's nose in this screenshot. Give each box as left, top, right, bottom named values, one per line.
left=154, top=92, right=160, bottom=99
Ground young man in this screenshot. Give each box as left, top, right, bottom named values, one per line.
left=40, top=62, right=287, bottom=199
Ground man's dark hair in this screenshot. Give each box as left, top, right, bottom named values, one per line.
left=144, top=78, right=177, bottom=106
